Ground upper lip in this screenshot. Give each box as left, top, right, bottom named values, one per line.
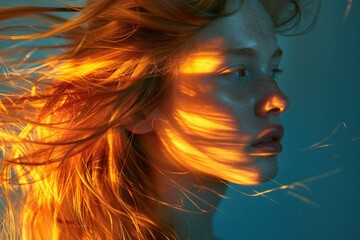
left=251, top=125, right=284, bottom=146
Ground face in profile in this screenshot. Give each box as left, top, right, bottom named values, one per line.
left=139, top=0, right=289, bottom=185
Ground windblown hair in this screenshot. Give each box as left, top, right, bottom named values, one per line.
left=0, top=0, right=312, bottom=239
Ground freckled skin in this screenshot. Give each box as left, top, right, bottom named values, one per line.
left=138, top=0, right=289, bottom=185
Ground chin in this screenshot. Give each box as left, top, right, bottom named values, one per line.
left=253, top=156, right=279, bottom=184
left=227, top=156, right=279, bottom=186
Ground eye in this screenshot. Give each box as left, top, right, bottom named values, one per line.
left=270, top=68, right=284, bottom=79
left=219, top=67, right=248, bottom=78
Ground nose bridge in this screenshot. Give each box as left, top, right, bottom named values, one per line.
left=254, top=78, right=290, bottom=117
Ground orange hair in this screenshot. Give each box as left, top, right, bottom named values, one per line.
left=0, top=0, right=311, bottom=239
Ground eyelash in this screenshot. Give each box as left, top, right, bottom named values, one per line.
left=220, top=68, right=284, bottom=79
left=220, top=68, right=247, bottom=78
left=271, top=68, right=284, bottom=78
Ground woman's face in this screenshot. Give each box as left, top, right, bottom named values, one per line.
left=141, top=0, right=289, bottom=185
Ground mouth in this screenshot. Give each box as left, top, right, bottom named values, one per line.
left=249, top=125, right=284, bottom=156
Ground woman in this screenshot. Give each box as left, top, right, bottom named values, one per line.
left=0, top=0, right=313, bottom=239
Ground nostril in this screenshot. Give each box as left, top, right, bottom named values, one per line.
left=267, top=108, right=281, bottom=114
left=255, top=92, right=290, bottom=117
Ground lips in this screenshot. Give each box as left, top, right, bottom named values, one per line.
left=250, top=125, right=284, bottom=156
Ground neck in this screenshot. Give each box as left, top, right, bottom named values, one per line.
left=152, top=166, right=227, bottom=240
left=136, top=132, right=228, bottom=240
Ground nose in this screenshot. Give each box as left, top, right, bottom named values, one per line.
left=255, top=91, right=290, bottom=117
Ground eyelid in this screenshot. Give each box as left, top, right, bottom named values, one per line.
left=218, top=64, right=246, bottom=76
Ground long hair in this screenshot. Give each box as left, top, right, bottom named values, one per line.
left=0, top=0, right=311, bottom=239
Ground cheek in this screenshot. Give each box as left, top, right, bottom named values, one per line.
left=153, top=91, right=262, bottom=185
left=174, top=75, right=254, bottom=136
left=170, top=76, right=247, bottom=144
left=154, top=120, right=260, bottom=185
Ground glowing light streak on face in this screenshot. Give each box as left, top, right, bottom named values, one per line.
left=180, top=52, right=224, bottom=74
left=175, top=109, right=234, bottom=133
left=162, top=128, right=208, bottom=160
left=157, top=126, right=258, bottom=185
left=173, top=106, right=251, bottom=164
left=153, top=93, right=260, bottom=185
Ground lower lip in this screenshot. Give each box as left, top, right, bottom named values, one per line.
left=250, top=141, right=282, bottom=155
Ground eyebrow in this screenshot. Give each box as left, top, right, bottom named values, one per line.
left=224, top=47, right=283, bottom=59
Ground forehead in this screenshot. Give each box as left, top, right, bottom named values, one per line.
left=184, top=0, right=276, bottom=54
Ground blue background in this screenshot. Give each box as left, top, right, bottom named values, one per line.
left=214, top=0, right=360, bottom=239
